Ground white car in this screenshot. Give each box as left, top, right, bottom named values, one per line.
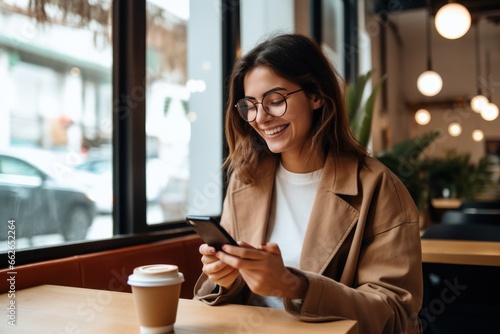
left=75, top=157, right=169, bottom=214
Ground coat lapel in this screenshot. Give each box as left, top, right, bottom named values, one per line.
left=300, top=155, right=360, bottom=274
left=231, top=157, right=277, bottom=246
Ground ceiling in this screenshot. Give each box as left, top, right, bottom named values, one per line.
left=365, top=0, right=500, bottom=103
left=370, top=0, right=500, bottom=24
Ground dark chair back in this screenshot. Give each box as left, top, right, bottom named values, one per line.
left=441, top=210, right=500, bottom=226
left=459, top=200, right=500, bottom=211
left=421, top=223, right=500, bottom=241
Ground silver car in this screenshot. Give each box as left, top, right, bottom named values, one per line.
left=0, top=148, right=96, bottom=242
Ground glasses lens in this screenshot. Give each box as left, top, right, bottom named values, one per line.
left=263, top=93, right=286, bottom=117
left=236, top=99, right=257, bottom=121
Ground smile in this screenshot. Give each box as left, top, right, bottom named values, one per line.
left=263, top=125, right=288, bottom=136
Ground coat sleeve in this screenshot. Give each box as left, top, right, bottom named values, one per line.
left=283, top=170, right=423, bottom=334
left=193, top=174, right=250, bottom=305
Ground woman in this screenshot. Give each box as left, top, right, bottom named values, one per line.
left=194, top=33, right=422, bottom=334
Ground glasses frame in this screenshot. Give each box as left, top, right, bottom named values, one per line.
left=235, top=88, right=304, bottom=122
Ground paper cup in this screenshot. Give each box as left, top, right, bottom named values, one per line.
left=128, top=264, right=184, bottom=334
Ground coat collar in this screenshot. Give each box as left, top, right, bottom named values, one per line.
left=231, top=153, right=361, bottom=274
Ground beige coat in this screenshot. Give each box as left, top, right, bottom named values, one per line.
left=194, top=154, right=423, bottom=334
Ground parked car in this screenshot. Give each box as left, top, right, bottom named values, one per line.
left=0, top=148, right=96, bottom=242
left=75, top=156, right=170, bottom=214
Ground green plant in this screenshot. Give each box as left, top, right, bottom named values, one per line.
left=423, top=150, right=492, bottom=200
left=377, top=130, right=441, bottom=210
left=346, top=70, right=384, bottom=148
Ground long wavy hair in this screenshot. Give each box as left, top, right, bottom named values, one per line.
left=224, top=34, right=367, bottom=184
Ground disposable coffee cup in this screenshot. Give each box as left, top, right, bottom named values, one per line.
left=128, top=264, right=184, bottom=334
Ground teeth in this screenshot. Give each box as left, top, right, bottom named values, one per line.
left=263, top=125, right=287, bottom=135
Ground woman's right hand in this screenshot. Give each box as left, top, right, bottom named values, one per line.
left=199, top=243, right=239, bottom=289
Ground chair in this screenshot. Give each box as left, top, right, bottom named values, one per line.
left=421, top=222, right=500, bottom=241
left=459, top=200, right=500, bottom=211
left=419, top=224, right=500, bottom=333
left=440, top=210, right=500, bottom=226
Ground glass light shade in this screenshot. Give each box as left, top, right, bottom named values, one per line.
left=472, top=129, right=484, bottom=142
left=448, top=122, right=462, bottom=137
left=415, top=109, right=431, bottom=125
left=417, top=71, right=443, bottom=96
left=481, top=103, right=499, bottom=121
left=435, top=3, right=471, bottom=39
left=470, top=95, right=489, bottom=113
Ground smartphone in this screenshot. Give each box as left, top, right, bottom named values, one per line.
left=185, top=215, right=238, bottom=251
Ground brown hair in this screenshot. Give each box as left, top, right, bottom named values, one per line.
left=224, top=33, right=367, bottom=184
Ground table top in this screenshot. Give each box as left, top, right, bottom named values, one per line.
left=0, top=285, right=358, bottom=333
left=421, top=239, right=500, bottom=266
left=431, top=198, right=462, bottom=209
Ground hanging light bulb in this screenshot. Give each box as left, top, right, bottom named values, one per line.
left=481, top=103, right=499, bottom=121
left=448, top=122, right=462, bottom=137
left=417, top=71, right=443, bottom=96
left=472, top=129, right=484, bottom=142
left=415, top=109, right=431, bottom=125
left=417, top=8, right=442, bottom=96
left=435, top=3, right=471, bottom=39
left=470, top=20, right=489, bottom=113
left=471, top=95, right=489, bottom=113
left=481, top=52, right=499, bottom=121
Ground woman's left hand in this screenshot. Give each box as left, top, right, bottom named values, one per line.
left=216, top=241, right=308, bottom=299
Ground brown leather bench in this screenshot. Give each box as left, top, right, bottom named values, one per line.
left=0, top=234, right=203, bottom=299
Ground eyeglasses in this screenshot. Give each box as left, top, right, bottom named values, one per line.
left=234, top=88, right=304, bottom=122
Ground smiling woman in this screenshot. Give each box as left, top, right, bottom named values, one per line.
left=194, top=33, right=423, bottom=334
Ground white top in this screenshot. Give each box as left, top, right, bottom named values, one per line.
left=259, top=163, right=322, bottom=308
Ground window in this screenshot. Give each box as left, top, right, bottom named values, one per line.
left=0, top=0, right=113, bottom=250
left=0, top=0, right=224, bottom=257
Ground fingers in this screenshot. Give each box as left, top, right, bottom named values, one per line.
left=199, top=243, right=216, bottom=256
left=221, top=244, right=263, bottom=260
left=217, top=244, right=277, bottom=270
left=259, top=242, right=281, bottom=255
left=202, top=259, right=239, bottom=288
left=209, top=266, right=239, bottom=288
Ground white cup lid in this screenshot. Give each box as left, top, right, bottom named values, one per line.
left=128, top=264, right=184, bottom=287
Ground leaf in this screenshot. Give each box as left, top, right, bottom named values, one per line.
left=346, top=70, right=385, bottom=147
left=356, top=77, right=384, bottom=147
left=346, top=70, right=372, bottom=124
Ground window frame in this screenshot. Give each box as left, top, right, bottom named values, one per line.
left=0, top=0, right=342, bottom=267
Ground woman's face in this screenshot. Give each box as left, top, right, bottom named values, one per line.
left=242, top=66, right=319, bottom=166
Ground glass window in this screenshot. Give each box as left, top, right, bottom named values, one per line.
left=0, top=0, right=225, bottom=253
left=1, top=156, right=39, bottom=176
left=0, top=0, right=113, bottom=249
left=146, top=0, right=223, bottom=224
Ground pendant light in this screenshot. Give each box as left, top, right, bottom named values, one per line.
left=470, top=20, right=489, bottom=113
left=435, top=2, right=471, bottom=40
left=472, top=129, right=484, bottom=142
left=481, top=51, right=499, bottom=121
left=448, top=122, right=462, bottom=137
left=415, top=109, right=431, bottom=125
left=417, top=6, right=442, bottom=97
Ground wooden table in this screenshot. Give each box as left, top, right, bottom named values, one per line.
left=0, top=285, right=358, bottom=333
left=421, top=239, right=500, bottom=266
left=431, top=198, right=462, bottom=209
